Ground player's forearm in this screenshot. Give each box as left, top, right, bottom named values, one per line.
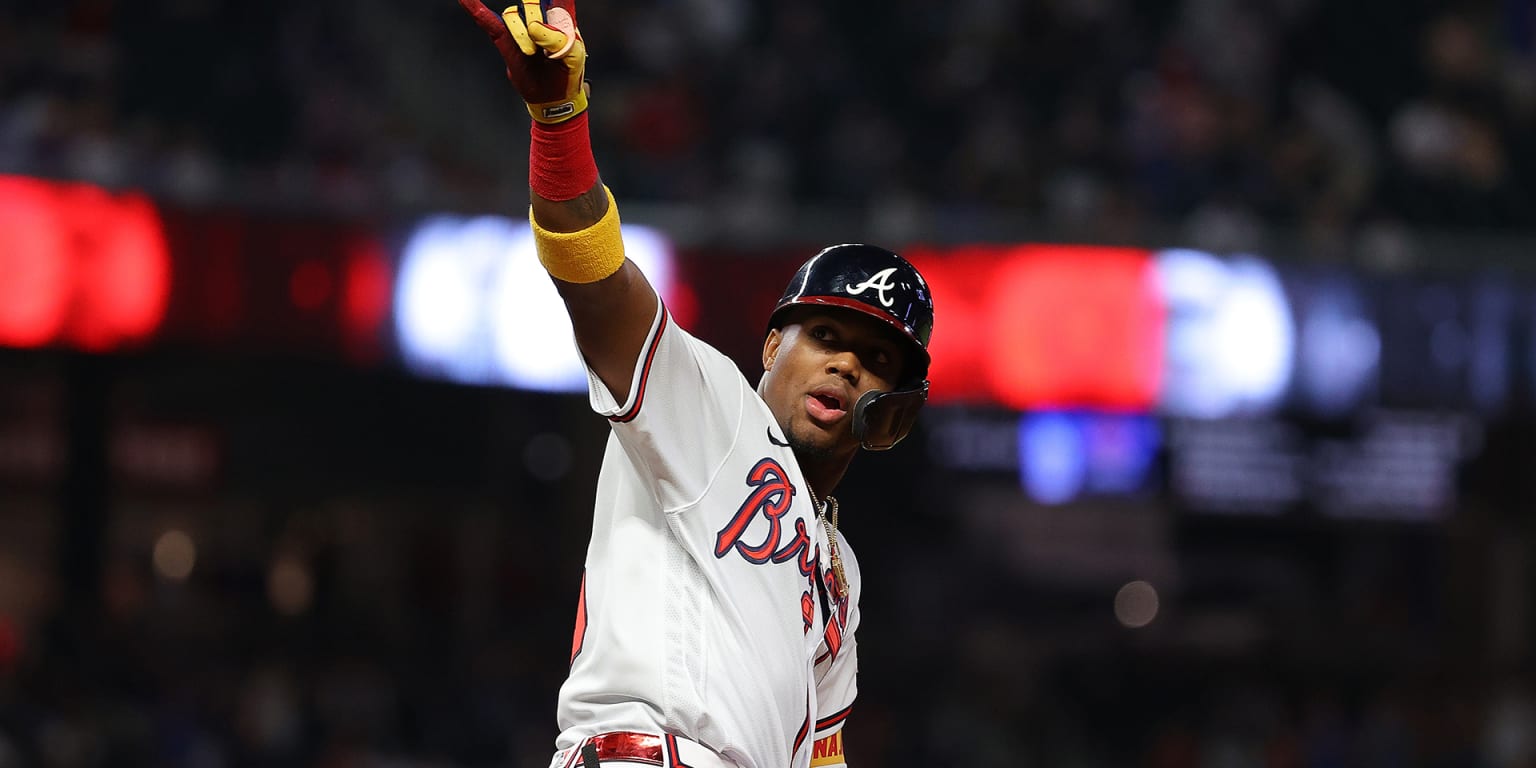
left=528, top=111, right=606, bottom=232
left=526, top=122, right=658, bottom=401
left=524, top=103, right=624, bottom=283
left=532, top=179, right=609, bottom=233
left=532, top=179, right=658, bottom=402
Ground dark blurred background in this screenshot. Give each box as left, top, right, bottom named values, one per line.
left=3, top=0, right=1536, bottom=766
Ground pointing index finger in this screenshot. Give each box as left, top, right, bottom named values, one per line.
left=502, top=4, right=537, bottom=56
left=521, top=0, right=546, bottom=27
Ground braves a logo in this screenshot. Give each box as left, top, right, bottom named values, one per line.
left=844, top=267, right=900, bottom=307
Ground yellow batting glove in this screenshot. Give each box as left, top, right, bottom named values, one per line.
left=500, top=0, right=589, bottom=123
left=459, top=0, right=589, bottom=124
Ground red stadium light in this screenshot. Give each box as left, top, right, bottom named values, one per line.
left=65, top=186, right=172, bottom=351
left=909, top=244, right=1163, bottom=411
left=0, top=177, right=72, bottom=348
left=342, top=234, right=392, bottom=362
left=988, top=245, right=1162, bottom=411
left=906, top=246, right=999, bottom=404
left=0, top=176, right=170, bottom=352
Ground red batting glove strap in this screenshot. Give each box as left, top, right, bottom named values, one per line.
left=530, top=113, right=599, bottom=202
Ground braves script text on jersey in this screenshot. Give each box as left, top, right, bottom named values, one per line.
left=554, top=299, right=858, bottom=768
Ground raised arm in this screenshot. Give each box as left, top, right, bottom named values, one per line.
left=458, top=0, right=658, bottom=402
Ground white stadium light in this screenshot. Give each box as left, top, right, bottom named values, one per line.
left=490, top=226, right=582, bottom=391
left=1154, top=249, right=1295, bottom=419
left=1213, top=258, right=1294, bottom=406
left=490, top=222, right=677, bottom=392
left=394, top=214, right=676, bottom=392
left=394, top=215, right=514, bottom=384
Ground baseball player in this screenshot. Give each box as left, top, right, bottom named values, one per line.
left=455, top=2, right=934, bottom=766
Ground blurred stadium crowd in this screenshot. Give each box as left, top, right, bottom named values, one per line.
left=3, top=475, right=1534, bottom=768
left=4, top=0, right=1536, bottom=767
left=2, top=0, right=1534, bottom=240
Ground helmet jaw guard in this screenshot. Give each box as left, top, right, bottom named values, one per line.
left=770, top=244, right=935, bottom=451
left=851, top=382, right=929, bottom=451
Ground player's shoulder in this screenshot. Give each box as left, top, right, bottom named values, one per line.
left=668, top=320, right=743, bottom=369
left=665, top=321, right=770, bottom=406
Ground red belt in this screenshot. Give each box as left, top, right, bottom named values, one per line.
left=577, top=732, right=664, bottom=766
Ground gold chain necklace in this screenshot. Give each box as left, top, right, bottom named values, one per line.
left=809, top=490, right=849, bottom=598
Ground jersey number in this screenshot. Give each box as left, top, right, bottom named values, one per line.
left=570, top=571, right=588, bottom=665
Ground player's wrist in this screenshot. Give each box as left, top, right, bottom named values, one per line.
left=530, top=112, right=598, bottom=202
left=526, top=81, right=589, bottom=124
left=530, top=185, right=623, bottom=284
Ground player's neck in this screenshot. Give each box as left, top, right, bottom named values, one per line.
left=795, top=452, right=853, bottom=504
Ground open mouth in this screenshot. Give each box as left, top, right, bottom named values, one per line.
left=805, top=389, right=848, bottom=423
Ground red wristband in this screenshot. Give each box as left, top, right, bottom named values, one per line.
left=530, top=113, right=599, bottom=202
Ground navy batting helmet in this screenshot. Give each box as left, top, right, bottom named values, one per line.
left=768, top=244, right=935, bottom=450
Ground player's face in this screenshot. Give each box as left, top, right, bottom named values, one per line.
left=760, top=308, right=910, bottom=459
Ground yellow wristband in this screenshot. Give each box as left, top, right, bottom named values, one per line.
left=530, top=186, right=624, bottom=284
left=526, top=87, right=589, bottom=124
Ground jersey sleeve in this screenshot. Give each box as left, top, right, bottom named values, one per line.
left=583, top=297, right=749, bottom=510
left=812, top=533, right=861, bottom=766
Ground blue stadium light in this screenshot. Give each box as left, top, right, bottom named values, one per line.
left=1017, top=411, right=1160, bottom=505
left=1289, top=273, right=1381, bottom=418
left=1080, top=413, right=1161, bottom=495
left=1018, top=411, right=1087, bottom=505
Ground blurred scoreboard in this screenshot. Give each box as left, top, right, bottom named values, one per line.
left=901, top=244, right=1520, bottom=520
left=903, top=244, right=1519, bottom=420
left=1, top=173, right=1531, bottom=520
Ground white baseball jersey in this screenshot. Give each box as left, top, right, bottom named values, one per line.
left=555, top=298, right=860, bottom=768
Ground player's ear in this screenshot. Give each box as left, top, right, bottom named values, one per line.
left=762, top=329, right=783, bottom=371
